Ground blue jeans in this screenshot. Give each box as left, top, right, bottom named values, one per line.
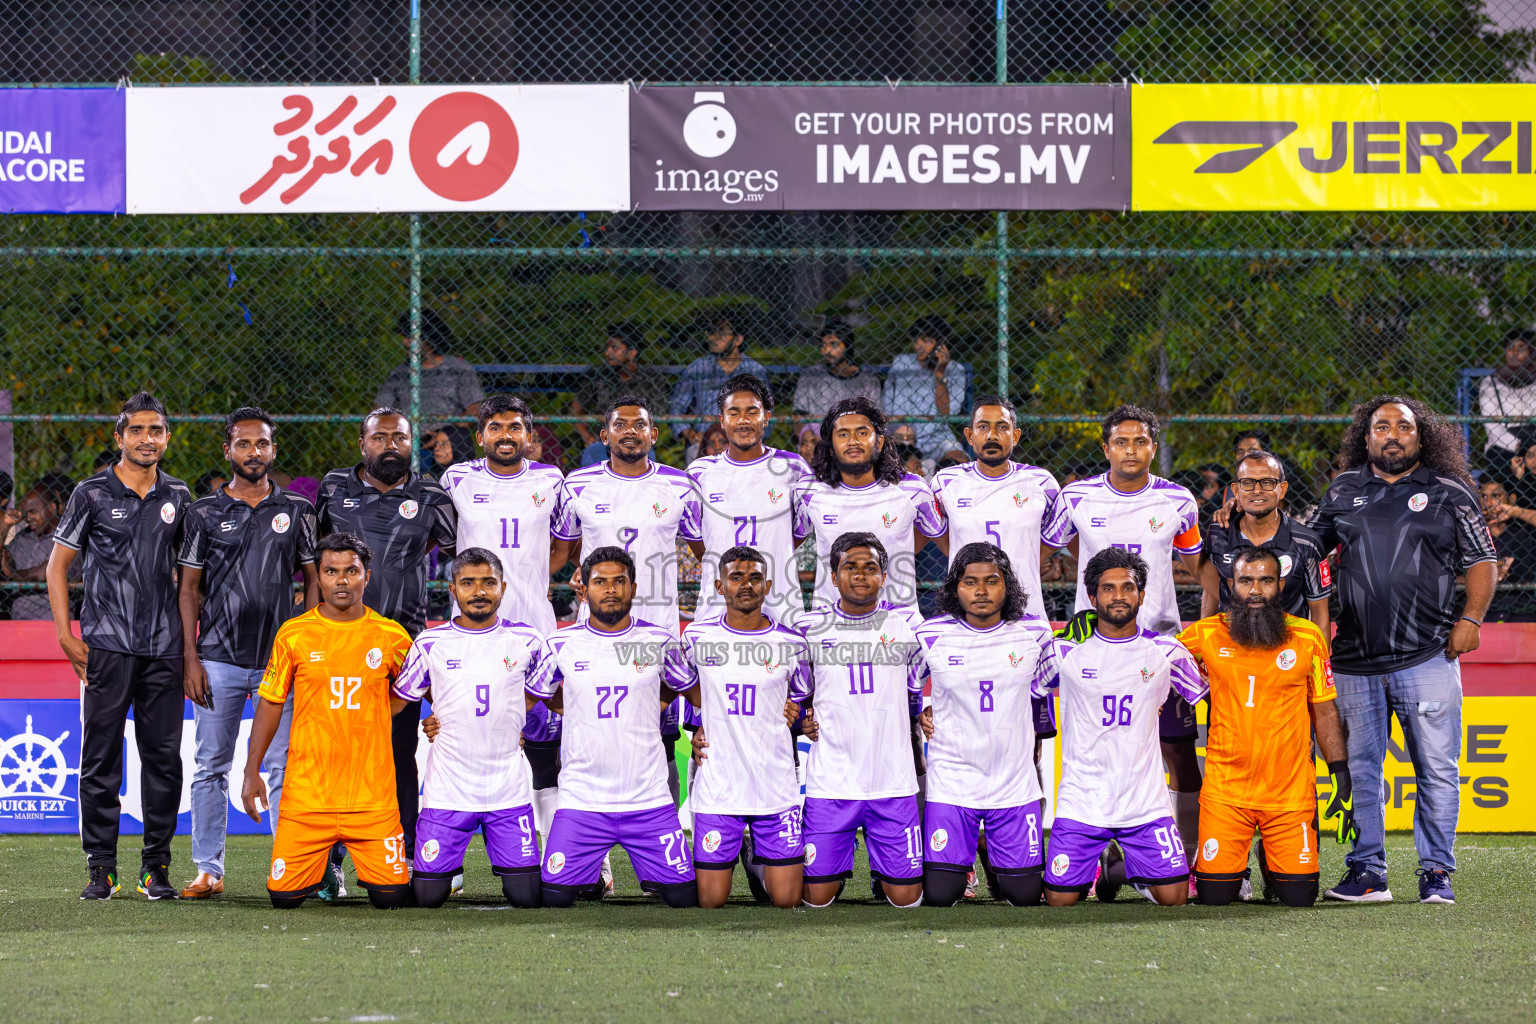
left=190, top=661, right=292, bottom=878
left=1334, top=656, right=1462, bottom=877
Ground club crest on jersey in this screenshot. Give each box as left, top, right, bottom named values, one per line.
left=1147, top=514, right=1165, bottom=533
left=159, top=501, right=177, bottom=524
left=1276, top=648, right=1298, bottom=671
left=652, top=502, right=667, bottom=518
left=399, top=499, right=420, bottom=520
left=767, top=488, right=785, bottom=504
left=366, top=647, right=383, bottom=670
left=271, top=512, right=291, bottom=534
left=546, top=851, right=566, bottom=875
left=531, top=491, right=548, bottom=508
left=421, top=839, right=441, bottom=863
left=701, top=830, right=722, bottom=854
left=929, top=829, right=949, bottom=853
left=881, top=512, right=899, bottom=528
left=1012, top=492, right=1029, bottom=508
left=1408, top=492, right=1429, bottom=512
left=1050, top=853, right=1070, bottom=876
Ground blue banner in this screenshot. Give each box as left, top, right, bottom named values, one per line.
left=0, top=88, right=125, bottom=214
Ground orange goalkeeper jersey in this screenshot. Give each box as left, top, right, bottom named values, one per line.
left=1177, top=614, right=1335, bottom=812
left=258, top=606, right=413, bottom=815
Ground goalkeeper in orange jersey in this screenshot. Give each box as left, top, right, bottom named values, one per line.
left=1177, top=544, right=1356, bottom=907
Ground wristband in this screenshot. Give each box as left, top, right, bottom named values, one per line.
left=1459, top=615, right=1482, bottom=628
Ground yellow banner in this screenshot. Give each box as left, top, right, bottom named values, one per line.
left=1133, top=84, right=1536, bottom=210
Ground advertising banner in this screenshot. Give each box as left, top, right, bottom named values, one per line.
left=0, top=87, right=124, bottom=213
left=1134, top=83, right=1536, bottom=211
left=631, top=85, right=1130, bottom=211
left=125, top=85, right=629, bottom=214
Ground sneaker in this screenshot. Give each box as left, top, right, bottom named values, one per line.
left=1092, top=844, right=1124, bottom=903
left=1417, top=869, right=1455, bottom=904
left=449, top=873, right=464, bottom=898
left=1324, top=867, right=1393, bottom=903
left=80, top=866, right=119, bottom=900
left=137, top=864, right=179, bottom=900
left=316, top=862, right=345, bottom=902
left=964, top=870, right=978, bottom=899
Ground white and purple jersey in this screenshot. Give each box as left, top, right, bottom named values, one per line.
left=439, top=459, right=568, bottom=635
left=393, top=618, right=547, bottom=812
left=553, top=462, right=703, bottom=634
left=674, top=614, right=811, bottom=816
left=1041, top=473, right=1202, bottom=635
left=688, top=448, right=812, bottom=625
left=933, top=462, right=1060, bottom=620
left=526, top=618, right=688, bottom=813
left=914, top=613, right=1057, bottom=809
left=1044, top=629, right=1207, bottom=828
left=794, top=473, right=947, bottom=612
left=798, top=601, right=929, bottom=801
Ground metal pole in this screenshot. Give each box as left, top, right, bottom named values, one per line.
left=408, top=0, right=423, bottom=430
left=994, top=0, right=1010, bottom=398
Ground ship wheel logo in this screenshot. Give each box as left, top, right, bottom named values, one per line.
left=0, top=715, right=78, bottom=801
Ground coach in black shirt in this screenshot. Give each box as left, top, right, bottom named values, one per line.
left=47, top=392, right=193, bottom=901
left=317, top=407, right=455, bottom=854
left=1309, top=396, right=1496, bottom=907
left=176, top=407, right=319, bottom=899
left=1201, top=449, right=1331, bottom=633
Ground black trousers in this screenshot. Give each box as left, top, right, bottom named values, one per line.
left=80, top=650, right=184, bottom=870
left=393, top=698, right=421, bottom=855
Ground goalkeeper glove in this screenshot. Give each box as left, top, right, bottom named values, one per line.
left=1323, top=760, right=1359, bottom=845
left=1055, top=609, right=1097, bottom=643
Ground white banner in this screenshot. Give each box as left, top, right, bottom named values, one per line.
left=125, top=84, right=629, bottom=213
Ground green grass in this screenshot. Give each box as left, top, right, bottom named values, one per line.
left=0, top=833, right=1533, bottom=1023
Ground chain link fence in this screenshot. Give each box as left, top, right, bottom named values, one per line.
left=2, top=1, right=1535, bottom=617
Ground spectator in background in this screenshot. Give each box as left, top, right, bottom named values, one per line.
left=194, top=469, right=229, bottom=498
left=376, top=309, right=486, bottom=441
left=792, top=318, right=882, bottom=424
left=422, top=423, right=475, bottom=481
left=1480, top=328, right=1536, bottom=477
left=3, top=481, right=77, bottom=619
left=670, top=312, right=769, bottom=449
left=883, top=316, right=969, bottom=462
left=570, top=323, right=670, bottom=453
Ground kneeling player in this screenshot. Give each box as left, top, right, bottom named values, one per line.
left=677, top=546, right=812, bottom=908
left=796, top=532, right=928, bottom=909
left=916, top=543, right=1057, bottom=907
left=241, top=534, right=415, bottom=909
left=526, top=547, right=698, bottom=908
left=1178, top=545, right=1355, bottom=907
left=1041, top=548, right=1208, bottom=907
left=393, top=548, right=549, bottom=908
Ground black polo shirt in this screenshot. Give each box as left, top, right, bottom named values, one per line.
left=315, top=465, right=456, bottom=637
left=178, top=483, right=319, bottom=669
left=53, top=466, right=192, bottom=659
left=1310, top=463, right=1497, bottom=674
left=1207, top=510, right=1330, bottom=618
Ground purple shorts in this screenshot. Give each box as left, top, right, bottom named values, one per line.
left=923, top=800, right=1044, bottom=874
left=541, top=805, right=694, bottom=893
left=1044, top=815, right=1188, bottom=892
left=1159, top=692, right=1198, bottom=742
left=693, top=809, right=804, bottom=869
left=413, top=805, right=540, bottom=877
left=802, top=796, right=922, bottom=885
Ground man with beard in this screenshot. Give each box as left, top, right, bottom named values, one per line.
left=176, top=407, right=320, bottom=899
left=794, top=396, right=948, bottom=614
left=1311, top=396, right=1497, bottom=905
left=933, top=396, right=1062, bottom=621
left=1040, top=548, right=1207, bottom=907
left=1178, top=546, right=1353, bottom=908
left=48, top=392, right=193, bottom=901
left=317, top=408, right=457, bottom=867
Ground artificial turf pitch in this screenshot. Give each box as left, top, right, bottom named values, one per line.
left=0, top=833, right=1532, bottom=1023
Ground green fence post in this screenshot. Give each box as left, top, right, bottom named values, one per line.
left=995, top=0, right=1010, bottom=399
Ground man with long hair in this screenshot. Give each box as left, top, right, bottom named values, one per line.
left=1312, top=396, right=1496, bottom=905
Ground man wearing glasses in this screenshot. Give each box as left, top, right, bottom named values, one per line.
left=1201, top=449, right=1332, bottom=638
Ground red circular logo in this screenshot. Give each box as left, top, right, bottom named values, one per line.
left=409, top=92, right=519, bottom=201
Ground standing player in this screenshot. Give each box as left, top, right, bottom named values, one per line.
left=1041, top=549, right=1208, bottom=907
left=47, top=392, right=192, bottom=901
left=1179, top=545, right=1356, bottom=907
left=688, top=374, right=812, bottom=625
left=393, top=548, right=548, bottom=908
left=1201, top=449, right=1331, bottom=636
left=527, top=547, right=698, bottom=908
left=795, top=397, right=947, bottom=613
left=553, top=395, right=702, bottom=634
left=795, top=532, right=928, bottom=908
left=317, top=408, right=456, bottom=860
left=240, top=534, right=415, bottom=909
left=177, top=407, right=319, bottom=899
left=675, top=545, right=811, bottom=908
left=915, top=543, right=1057, bottom=907
left=1042, top=404, right=1205, bottom=876
left=933, top=397, right=1061, bottom=620
left=439, top=394, right=570, bottom=634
